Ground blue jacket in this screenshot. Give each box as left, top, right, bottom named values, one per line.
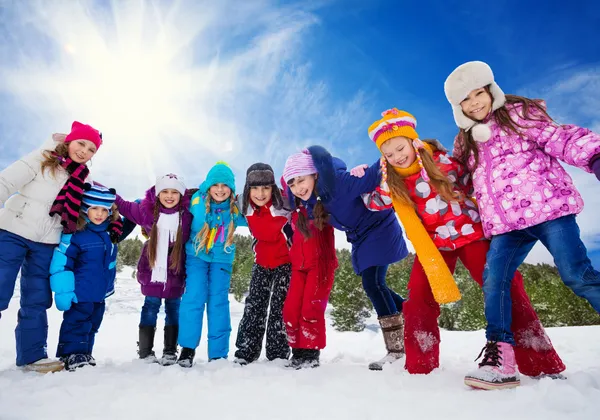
left=186, top=191, right=247, bottom=265
left=299, top=146, right=408, bottom=274
left=50, top=220, right=118, bottom=303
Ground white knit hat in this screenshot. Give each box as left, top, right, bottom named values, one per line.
left=155, top=173, right=186, bottom=196
left=444, top=61, right=506, bottom=142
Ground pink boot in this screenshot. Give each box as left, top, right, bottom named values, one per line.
left=464, top=342, right=520, bottom=390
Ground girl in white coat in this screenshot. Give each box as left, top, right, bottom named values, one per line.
left=0, top=121, right=101, bottom=373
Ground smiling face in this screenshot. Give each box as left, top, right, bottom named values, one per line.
left=250, top=185, right=273, bottom=207
left=158, top=189, right=181, bottom=209
left=209, top=183, right=232, bottom=203
left=87, top=206, right=109, bottom=225
left=460, top=87, right=493, bottom=122
left=67, top=139, right=97, bottom=164
left=287, top=175, right=316, bottom=201
left=380, top=136, right=417, bottom=169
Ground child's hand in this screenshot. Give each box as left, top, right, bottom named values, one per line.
left=350, top=164, right=369, bottom=178
left=55, top=292, right=78, bottom=311
left=592, top=157, right=600, bottom=181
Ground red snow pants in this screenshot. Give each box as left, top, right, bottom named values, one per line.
left=283, top=266, right=335, bottom=350
left=403, top=239, right=566, bottom=376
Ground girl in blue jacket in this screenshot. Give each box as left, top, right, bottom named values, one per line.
left=177, top=162, right=246, bottom=367
left=49, top=184, right=121, bottom=371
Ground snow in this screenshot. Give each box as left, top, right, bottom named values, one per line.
left=1, top=268, right=600, bottom=420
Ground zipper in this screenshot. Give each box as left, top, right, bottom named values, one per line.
left=482, top=137, right=511, bottom=228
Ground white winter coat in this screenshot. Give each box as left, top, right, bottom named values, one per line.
left=0, top=139, right=92, bottom=244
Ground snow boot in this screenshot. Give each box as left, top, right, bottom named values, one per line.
left=177, top=347, right=195, bottom=368
left=138, top=325, right=158, bottom=363
left=464, top=341, right=521, bottom=390
left=86, top=355, right=97, bottom=366
left=233, top=357, right=250, bottom=366
left=159, top=325, right=178, bottom=366
left=22, top=358, right=65, bottom=374
left=63, top=354, right=90, bottom=372
left=288, top=348, right=320, bottom=370
left=369, top=313, right=405, bottom=371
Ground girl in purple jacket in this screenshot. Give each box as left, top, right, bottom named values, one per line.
left=444, top=61, right=600, bottom=390
left=116, top=174, right=193, bottom=365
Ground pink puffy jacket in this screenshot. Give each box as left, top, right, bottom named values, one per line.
left=453, top=102, right=600, bottom=238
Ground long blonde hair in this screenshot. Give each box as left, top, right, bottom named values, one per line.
left=385, top=140, right=462, bottom=207
left=41, top=141, right=69, bottom=178
left=194, top=194, right=237, bottom=254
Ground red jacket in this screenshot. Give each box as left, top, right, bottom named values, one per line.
left=246, top=200, right=292, bottom=268
left=289, top=206, right=338, bottom=272
left=403, top=150, right=485, bottom=251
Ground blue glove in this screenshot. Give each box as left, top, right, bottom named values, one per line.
left=55, top=291, right=78, bottom=311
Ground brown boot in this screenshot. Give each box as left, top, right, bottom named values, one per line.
left=368, top=313, right=405, bottom=371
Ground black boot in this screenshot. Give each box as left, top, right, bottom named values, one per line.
left=289, top=348, right=320, bottom=370
left=303, top=349, right=320, bottom=369
left=287, top=348, right=306, bottom=369
left=177, top=347, right=195, bottom=368
left=138, top=326, right=157, bottom=362
left=159, top=325, right=179, bottom=366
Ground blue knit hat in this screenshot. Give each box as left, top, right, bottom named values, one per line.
left=200, top=161, right=236, bottom=194
left=82, top=184, right=116, bottom=215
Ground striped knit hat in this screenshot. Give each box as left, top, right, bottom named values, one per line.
left=82, top=184, right=116, bottom=215
left=368, top=108, right=430, bottom=182
left=282, top=149, right=317, bottom=184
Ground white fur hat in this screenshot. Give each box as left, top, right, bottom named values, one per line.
left=444, top=61, right=506, bottom=138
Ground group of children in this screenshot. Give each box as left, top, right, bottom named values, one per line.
left=1, top=61, right=599, bottom=391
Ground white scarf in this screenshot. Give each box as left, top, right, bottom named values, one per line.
left=151, top=212, right=180, bottom=284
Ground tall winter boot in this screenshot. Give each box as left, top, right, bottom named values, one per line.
left=177, top=347, right=196, bottom=368
left=369, top=313, right=405, bottom=371
left=138, top=326, right=157, bottom=363
left=159, top=325, right=179, bottom=366
left=464, top=341, right=520, bottom=390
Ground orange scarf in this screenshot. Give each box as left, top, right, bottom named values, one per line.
left=385, top=145, right=461, bottom=304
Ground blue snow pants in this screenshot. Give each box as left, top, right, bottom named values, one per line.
left=178, top=256, right=232, bottom=360
left=56, top=301, right=106, bottom=357
left=0, top=229, right=55, bottom=366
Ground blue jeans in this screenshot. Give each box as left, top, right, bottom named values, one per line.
left=139, top=296, right=180, bottom=327
left=484, top=215, right=600, bottom=344
left=0, top=229, right=54, bottom=366
left=361, top=265, right=405, bottom=317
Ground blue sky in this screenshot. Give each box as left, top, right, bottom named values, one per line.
left=1, top=0, right=599, bottom=265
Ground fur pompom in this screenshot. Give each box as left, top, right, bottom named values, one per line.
left=471, top=123, right=492, bottom=143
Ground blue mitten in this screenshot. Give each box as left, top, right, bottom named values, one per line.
left=55, top=292, right=78, bottom=311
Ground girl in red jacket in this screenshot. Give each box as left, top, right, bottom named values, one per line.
left=281, top=150, right=338, bottom=369
left=234, top=163, right=293, bottom=365
left=359, top=108, right=565, bottom=389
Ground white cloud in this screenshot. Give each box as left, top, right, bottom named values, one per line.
left=0, top=0, right=367, bottom=198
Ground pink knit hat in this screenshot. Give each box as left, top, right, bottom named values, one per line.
left=65, top=121, right=103, bottom=150
left=282, top=149, right=318, bottom=183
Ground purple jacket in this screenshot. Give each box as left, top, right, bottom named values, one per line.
left=116, top=187, right=193, bottom=299
left=454, top=102, right=600, bottom=238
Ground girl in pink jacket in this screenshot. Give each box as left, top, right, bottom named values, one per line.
left=444, top=61, right=600, bottom=390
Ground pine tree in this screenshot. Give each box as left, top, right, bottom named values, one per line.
left=116, top=237, right=144, bottom=272
left=230, top=234, right=254, bottom=302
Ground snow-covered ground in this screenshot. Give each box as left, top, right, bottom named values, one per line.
left=1, top=268, right=599, bottom=420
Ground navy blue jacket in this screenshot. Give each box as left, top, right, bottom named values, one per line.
left=50, top=220, right=118, bottom=303
left=293, top=146, right=408, bottom=275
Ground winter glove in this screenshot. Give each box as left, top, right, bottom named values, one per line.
left=55, top=291, right=78, bottom=311
left=591, top=155, right=600, bottom=181
left=108, top=218, right=124, bottom=244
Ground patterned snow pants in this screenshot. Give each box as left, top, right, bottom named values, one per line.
left=234, top=263, right=291, bottom=362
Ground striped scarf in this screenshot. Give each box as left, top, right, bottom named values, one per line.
left=49, top=153, right=90, bottom=234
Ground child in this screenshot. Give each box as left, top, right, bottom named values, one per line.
left=50, top=184, right=121, bottom=371
left=285, top=145, right=409, bottom=370
left=178, top=161, right=246, bottom=367
left=0, top=121, right=101, bottom=373
left=234, top=163, right=293, bottom=365
left=444, top=61, right=600, bottom=388
left=116, top=174, right=193, bottom=365
left=281, top=149, right=339, bottom=369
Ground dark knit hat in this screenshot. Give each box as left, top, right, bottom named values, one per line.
left=242, top=163, right=283, bottom=214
